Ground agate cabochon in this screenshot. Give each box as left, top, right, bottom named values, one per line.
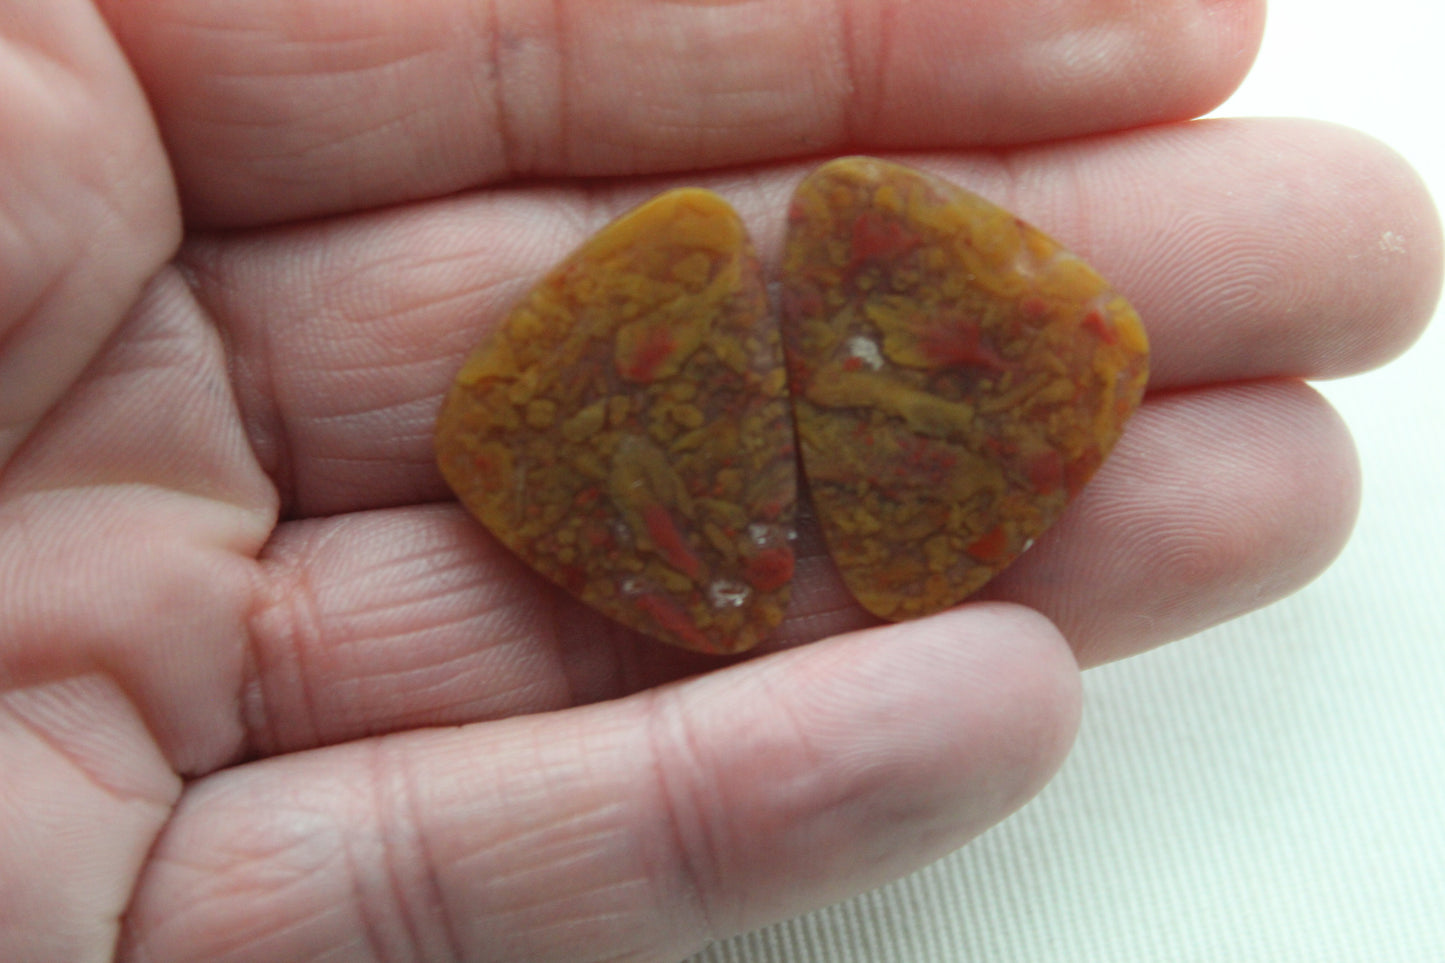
left=436, top=159, right=1148, bottom=652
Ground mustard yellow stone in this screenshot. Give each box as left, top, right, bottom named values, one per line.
left=780, top=157, right=1149, bottom=620
left=436, top=190, right=796, bottom=654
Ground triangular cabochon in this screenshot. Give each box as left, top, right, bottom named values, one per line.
left=780, top=157, right=1149, bottom=620
left=436, top=189, right=796, bottom=653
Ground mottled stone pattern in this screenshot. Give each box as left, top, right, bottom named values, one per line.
left=780, top=157, right=1149, bottom=620
left=435, top=189, right=796, bottom=653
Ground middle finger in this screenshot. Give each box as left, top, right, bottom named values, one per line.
left=187, top=117, right=1439, bottom=518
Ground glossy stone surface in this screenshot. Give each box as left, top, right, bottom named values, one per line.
left=436, top=189, right=796, bottom=653
left=780, top=157, right=1149, bottom=620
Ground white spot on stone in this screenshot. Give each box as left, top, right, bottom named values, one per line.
left=707, top=580, right=751, bottom=609
left=844, top=335, right=885, bottom=371
left=1379, top=231, right=1407, bottom=254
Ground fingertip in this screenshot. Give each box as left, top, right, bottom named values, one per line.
left=1308, top=123, right=1444, bottom=374
left=1156, top=119, right=1442, bottom=380
left=1189, top=0, right=1268, bottom=114
left=876, top=602, right=1083, bottom=812
left=859, top=0, right=1267, bottom=146
left=858, top=603, right=1084, bottom=819
left=652, top=601, right=1081, bottom=937
left=1048, top=0, right=1266, bottom=127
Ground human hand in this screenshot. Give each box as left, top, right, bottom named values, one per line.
left=2, top=1, right=1438, bottom=960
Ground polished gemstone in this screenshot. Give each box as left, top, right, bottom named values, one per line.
left=435, top=189, right=796, bottom=653
left=780, top=157, right=1149, bottom=620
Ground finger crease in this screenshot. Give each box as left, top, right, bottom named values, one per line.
left=642, top=687, right=723, bottom=943
left=386, top=739, right=468, bottom=963
left=242, top=549, right=327, bottom=755
left=482, top=0, right=519, bottom=179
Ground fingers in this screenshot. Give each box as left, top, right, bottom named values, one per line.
left=100, top=0, right=1263, bottom=226
left=121, top=607, right=1079, bottom=962
left=187, top=118, right=1440, bottom=518
left=0, top=0, right=179, bottom=466
left=242, top=378, right=1355, bottom=753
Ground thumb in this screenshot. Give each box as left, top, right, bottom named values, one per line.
left=120, top=603, right=1079, bottom=962
left=0, top=0, right=179, bottom=465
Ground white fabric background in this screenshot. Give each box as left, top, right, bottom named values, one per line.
left=689, top=2, right=1445, bottom=960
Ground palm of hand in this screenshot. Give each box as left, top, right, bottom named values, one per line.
left=2, top=2, right=1438, bottom=961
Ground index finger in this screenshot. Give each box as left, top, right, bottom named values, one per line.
left=99, top=0, right=1263, bottom=227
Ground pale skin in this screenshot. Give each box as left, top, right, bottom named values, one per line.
left=0, top=1, right=1440, bottom=960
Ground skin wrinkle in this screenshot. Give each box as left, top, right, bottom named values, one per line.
left=0, top=677, right=180, bottom=963
left=248, top=546, right=328, bottom=755
left=478, top=0, right=517, bottom=179
left=242, top=507, right=568, bottom=751
left=237, top=566, right=280, bottom=764
left=242, top=300, right=301, bottom=517
left=642, top=686, right=723, bottom=944
left=381, top=738, right=467, bottom=963
left=0, top=682, right=177, bottom=810
left=537, top=572, right=592, bottom=718
left=0, top=499, right=256, bottom=776
left=177, top=244, right=299, bottom=514
left=482, top=829, right=653, bottom=934
left=0, top=249, right=83, bottom=447
left=147, top=852, right=337, bottom=962
left=549, top=0, right=573, bottom=174
left=834, top=0, right=871, bottom=145
left=349, top=879, right=402, bottom=963
left=180, top=216, right=542, bottom=517
left=338, top=644, right=522, bottom=711
left=294, top=373, right=440, bottom=417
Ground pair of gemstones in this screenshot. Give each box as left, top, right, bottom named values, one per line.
left=435, top=157, right=1149, bottom=654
